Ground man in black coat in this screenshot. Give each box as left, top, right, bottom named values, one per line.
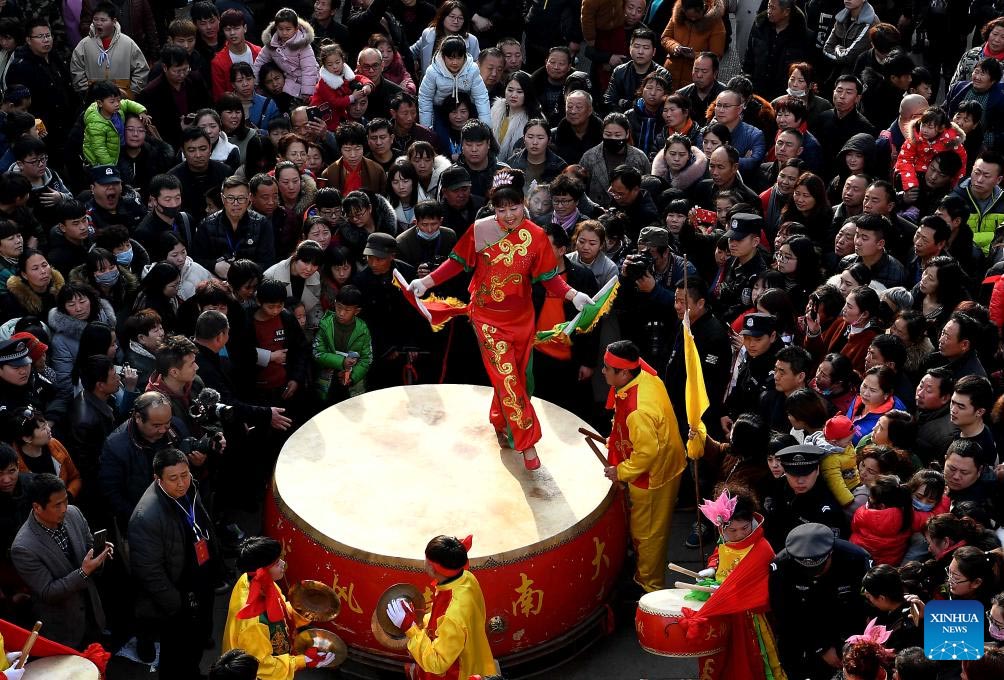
left=550, top=91, right=604, bottom=164
left=169, top=128, right=233, bottom=224
left=815, top=75, right=877, bottom=177
left=137, top=45, right=213, bottom=151
left=742, top=1, right=810, bottom=100
left=190, top=175, right=275, bottom=274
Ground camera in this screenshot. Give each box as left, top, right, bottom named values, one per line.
left=189, top=388, right=233, bottom=426
left=622, top=252, right=654, bottom=282
left=179, top=431, right=225, bottom=457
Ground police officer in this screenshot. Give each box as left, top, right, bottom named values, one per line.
left=763, top=445, right=849, bottom=550
left=769, top=523, right=871, bottom=680
left=723, top=313, right=780, bottom=435
left=716, top=213, right=767, bottom=322
left=0, top=337, right=57, bottom=441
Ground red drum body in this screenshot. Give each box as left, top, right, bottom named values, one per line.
left=265, top=385, right=628, bottom=662
left=635, top=589, right=730, bottom=657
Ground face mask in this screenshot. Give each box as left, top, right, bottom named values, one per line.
left=416, top=228, right=440, bottom=241
left=819, top=388, right=832, bottom=396
left=787, top=88, right=806, bottom=98
left=603, top=138, right=627, bottom=154
left=990, top=620, right=1004, bottom=641
left=95, top=269, right=120, bottom=286
left=115, top=247, right=134, bottom=266
left=158, top=204, right=181, bottom=219
left=912, top=497, right=935, bottom=512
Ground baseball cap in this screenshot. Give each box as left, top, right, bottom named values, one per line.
left=638, top=226, right=669, bottom=248
left=91, top=165, right=122, bottom=185
left=823, top=415, right=854, bottom=442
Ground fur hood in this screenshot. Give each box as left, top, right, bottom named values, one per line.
left=672, top=0, right=725, bottom=30
left=904, top=120, right=967, bottom=146
left=653, top=144, right=708, bottom=190
left=5, top=269, right=65, bottom=317
left=47, top=298, right=116, bottom=339
left=293, top=173, right=318, bottom=218
left=369, top=191, right=398, bottom=235
left=319, top=64, right=355, bottom=91
left=262, top=18, right=315, bottom=51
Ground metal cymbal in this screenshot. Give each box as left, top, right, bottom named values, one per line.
left=375, top=582, right=424, bottom=638
left=292, top=628, right=348, bottom=668
left=371, top=609, right=409, bottom=650
left=289, top=580, right=341, bottom=622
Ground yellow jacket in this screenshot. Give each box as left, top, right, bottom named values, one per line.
left=0, top=633, right=7, bottom=672
left=404, top=570, right=496, bottom=679
left=222, top=573, right=307, bottom=680
left=608, top=370, right=685, bottom=490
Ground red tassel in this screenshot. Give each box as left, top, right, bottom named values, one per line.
left=80, top=643, right=111, bottom=678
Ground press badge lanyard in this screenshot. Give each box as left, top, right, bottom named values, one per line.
left=160, top=483, right=205, bottom=540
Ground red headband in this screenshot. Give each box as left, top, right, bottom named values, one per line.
left=236, top=566, right=286, bottom=623
left=428, top=535, right=473, bottom=578
left=604, top=350, right=657, bottom=375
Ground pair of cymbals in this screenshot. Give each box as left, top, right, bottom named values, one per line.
left=289, top=580, right=341, bottom=622
left=372, top=583, right=425, bottom=650
left=292, top=628, right=348, bottom=669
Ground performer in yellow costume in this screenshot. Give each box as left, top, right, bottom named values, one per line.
left=223, top=537, right=335, bottom=678
left=0, top=633, right=24, bottom=680
left=600, top=340, right=686, bottom=593
left=386, top=535, right=496, bottom=680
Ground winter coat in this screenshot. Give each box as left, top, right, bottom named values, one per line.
left=409, top=27, right=480, bottom=76
left=312, top=311, right=373, bottom=400
left=141, top=256, right=210, bottom=301
left=69, top=22, right=149, bottom=97
left=660, top=0, right=726, bottom=89
left=14, top=437, right=82, bottom=499
left=81, top=98, right=148, bottom=166
left=68, top=263, right=139, bottom=320
left=382, top=50, right=415, bottom=94
left=1, top=270, right=65, bottom=320
left=626, top=100, right=664, bottom=158
left=604, top=61, right=672, bottom=113
left=949, top=44, right=1004, bottom=93
left=47, top=298, right=117, bottom=399
left=264, top=257, right=323, bottom=337
left=822, top=2, right=879, bottom=67
left=742, top=8, right=811, bottom=99
left=210, top=42, right=262, bottom=100
left=850, top=504, right=911, bottom=566
left=254, top=18, right=319, bottom=98
left=579, top=143, right=652, bottom=207
left=190, top=208, right=276, bottom=272
left=652, top=144, right=708, bottom=191
left=580, top=0, right=625, bottom=42
left=308, top=65, right=373, bottom=131
left=846, top=394, right=906, bottom=445
left=894, top=122, right=967, bottom=191
left=4, top=46, right=80, bottom=137
left=320, top=156, right=387, bottom=195
left=950, top=178, right=1004, bottom=253
left=136, top=74, right=212, bottom=150
left=505, top=148, right=568, bottom=187
left=417, top=52, right=491, bottom=128
left=490, top=98, right=530, bottom=163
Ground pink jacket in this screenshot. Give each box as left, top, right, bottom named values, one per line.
left=894, top=122, right=967, bottom=191
left=253, top=18, right=319, bottom=98
left=382, top=51, right=416, bottom=94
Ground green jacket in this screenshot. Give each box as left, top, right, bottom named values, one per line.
left=82, top=99, right=147, bottom=166
left=312, top=310, right=373, bottom=400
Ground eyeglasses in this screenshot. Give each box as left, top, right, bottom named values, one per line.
left=222, top=194, right=248, bottom=205
left=30, top=34, right=53, bottom=41
left=552, top=197, right=576, bottom=206
left=945, top=566, right=970, bottom=585
left=988, top=610, right=1004, bottom=628
left=21, top=155, right=48, bottom=166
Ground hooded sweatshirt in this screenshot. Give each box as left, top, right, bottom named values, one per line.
left=417, top=51, right=491, bottom=128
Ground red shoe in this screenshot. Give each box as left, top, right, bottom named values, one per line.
left=522, top=450, right=541, bottom=470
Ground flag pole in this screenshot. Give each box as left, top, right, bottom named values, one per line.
left=683, top=256, right=706, bottom=564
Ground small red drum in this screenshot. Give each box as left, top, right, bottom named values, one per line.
left=266, top=385, right=628, bottom=664
left=635, top=589, right=730, bottom=657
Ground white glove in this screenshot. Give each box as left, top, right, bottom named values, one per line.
left=4, top=653, right=21, bottom=666
left=571, top=291, right=592, bottom=311
left=408, top=275, right=434, bottom=298
left=1, top=666, right=24, bottom=680
left=386, top=597, right=408, bottom=628
left=697, top=567, right=716, bottom=579
left=315, top=651, right=336, bottom=668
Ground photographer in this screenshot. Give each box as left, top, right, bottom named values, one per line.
left=395, top=200, right=458, bottom=276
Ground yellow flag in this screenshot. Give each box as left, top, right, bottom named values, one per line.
left=683, top=309, right=710, bottom=460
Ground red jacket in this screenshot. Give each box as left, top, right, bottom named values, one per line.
left=851, top=504, right=911, bottom=566
left=893, top=122, right=967, bottom=191
left=211, top=43, right=263, bottom=100
left=308, top=67, right=373, bottom=131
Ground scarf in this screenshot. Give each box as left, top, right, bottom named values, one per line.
left=554, top=208, right=580, bottom=234
left=237, top=568, right=286, bottom=622
left=985, top=42, right=1004, bottom=62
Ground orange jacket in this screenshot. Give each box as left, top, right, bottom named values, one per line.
left=660, top=0, right=725, bottom=89
left=581, top=0, right=626, bottom=42
left=16, top=437, right=82, bottom=500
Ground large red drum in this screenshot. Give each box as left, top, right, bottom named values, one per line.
left=265, top=384, right=628, bottom=664
left=635, top=589, right=730, bottom=657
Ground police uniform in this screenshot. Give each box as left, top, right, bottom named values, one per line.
left=0, top=339, right=56, bottom=442
left=716, top=214, right=767, bottom=322
left=769, top=523, right=871, bottom=680
left=763, top=446, right=849, bottom=551
left=664, top=303, right=732, bottom=439
left=724, top=314, right=780, bottom=422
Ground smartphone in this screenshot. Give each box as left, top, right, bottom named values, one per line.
left=93, top=529, right=107, bottom=554
left=306, top=106, right=322, bottom=122
left=690, top=207, right=717, bottom=227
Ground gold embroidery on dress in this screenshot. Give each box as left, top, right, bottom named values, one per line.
left=480, top=324, right=531, bottom=430
left=475, top=273, right=523, bottom=306
left=491, top=229, right=531, bottom=266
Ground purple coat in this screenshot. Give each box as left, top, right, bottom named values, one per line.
left=254, top=18, right=319, bottom=98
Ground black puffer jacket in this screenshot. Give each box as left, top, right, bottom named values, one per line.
left=743, top=8, right=811, bottom=100
left=190, top=208, right=276, bottom=273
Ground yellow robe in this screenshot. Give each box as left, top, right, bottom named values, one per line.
left=0, top=633, right=7, bottom=672
left=222, top=573, right=307, bottom=680
left=608, top=370, right=686, bottom=592
left=404, top=570, right=496, bottom=680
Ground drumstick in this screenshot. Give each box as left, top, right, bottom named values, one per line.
left=673, top=581, right=716, bottom=593
left=668, top=563, right=701, bottom=579
left=15, top=621, right=42, bottom=669
left=578, top=427, right=606, bottom=444
left=581, top=435, right=609, bottom=466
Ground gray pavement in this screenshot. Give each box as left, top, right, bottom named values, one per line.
left=106, top=509, right=705, bottom=680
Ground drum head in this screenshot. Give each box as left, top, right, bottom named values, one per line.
left=290, top=580, right=341, bottom=622
left=292, top=628, right=348, bottom=668
left=375, top=583, right=424, bottom=637
left=638, top=587, right=706, bottom=614
left=22, top=656, right=99, bottom=679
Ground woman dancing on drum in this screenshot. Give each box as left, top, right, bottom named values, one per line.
left=222, top=537, right=337, bottom=678
left=408, top=169, right=593, bottom=470
left=686, top=488, right=787, bottom=680
left=385, top=535, right=496, bottom=680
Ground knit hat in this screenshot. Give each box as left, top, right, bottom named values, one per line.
left=9, top=332, right=47, bottom=362
left=824, top=415, right=854, bottom=441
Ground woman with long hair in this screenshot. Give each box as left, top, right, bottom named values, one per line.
left=410, top=0, right=480, bottom=75
left=235, top=134, right=277, bottom=182
left=652, top=132, right=708, bottom=191
left=847, top=367, right=906, bottom=444
left=263, top=239, right=325, bottom=338
left=913, top=255, right=968, bottom=340
left=133, top=262, right=182, bottom=333
left=386, top=160, right=421, bottom=233
left=48, top=283, right=116, bottom=404
left=779, top=172, right=831, bottom=240
left=701, top=121, right=731, bottom=160
left=216, top=93, right=254, bottom=162
left=491, top=70, right=541, bottom=161
left=772, top=234, right=820, bottom=313
left=193, top=108, right=241, bottom=172
left=407, top=169, right=594, bottom=469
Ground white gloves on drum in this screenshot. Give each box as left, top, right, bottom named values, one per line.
left=698, top=567, right=716, bottom=579
left=571, top=291, right=592, bottom=311
left=3, top=654, right=20, bottom=666
left=1, top=665, right=24, bottom=680
left=409, top=275, right=435, bottom=298
left=387, top=597, right=409, bottom=627
left=304, top=648, right=336, bottom=668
